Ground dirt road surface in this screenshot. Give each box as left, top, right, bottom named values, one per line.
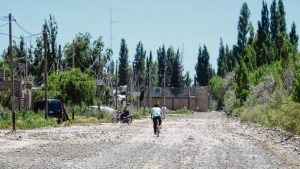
left=0, top=111, right=300, bottom=169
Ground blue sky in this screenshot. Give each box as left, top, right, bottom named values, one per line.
left=1, top=0, right=299, bottom=77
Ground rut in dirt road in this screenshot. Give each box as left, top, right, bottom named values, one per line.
left=0, top=111, right=299, bottom=169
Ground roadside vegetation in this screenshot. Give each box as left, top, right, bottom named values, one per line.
left=0, top=0, right=299, bottom=134
left=0, top=108, right=58, bottom=129
left=168, top=109, right=193, bottom=115
left=209, top=1, right=300, bottom=135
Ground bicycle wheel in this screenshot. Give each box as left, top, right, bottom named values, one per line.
left=111, top=116, right=118, bottom=123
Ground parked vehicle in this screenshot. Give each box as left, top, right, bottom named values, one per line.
left=33, top=99, right=69, bottom=123
left=111, top=110, right=132, bottom=124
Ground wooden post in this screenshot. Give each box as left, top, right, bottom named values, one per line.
left=43, top=24, right=48, bottom=119
left=9, top=13, right=16, bottom=131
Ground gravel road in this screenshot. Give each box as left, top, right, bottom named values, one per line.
left=0, top=111, right=299, bottom=169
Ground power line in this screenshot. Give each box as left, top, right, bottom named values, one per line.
left=0, top=32, right=39, bottom=39
left=0, top=32, right=20, bottom=39
left=0, top=22, right=9, bottom=27
left=13, top=19, right=41, bottom=36
left=0, top=17, right=8, bottom=21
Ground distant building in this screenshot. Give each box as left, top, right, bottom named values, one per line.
left=0, top=69, right=32, bottom=110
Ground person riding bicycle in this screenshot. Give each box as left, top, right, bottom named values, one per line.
left=120, top=106, right=130, bottom=120
left=150, top=104, right=162, bottom=135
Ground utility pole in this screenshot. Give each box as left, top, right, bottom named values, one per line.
left=18, top=63, right=22, bottom=110
left=72, top=40, right=75, bottom=68
left=148, top=68, right=152, bottom=107
left=163, top=71, right=166, bottom=105
left=115, top=60, right=118, bottom=110
left=137, top=72, right=140, bottom=112
left=43, top=24, right=48, bottom=119
left=9, top=13, right=16, bottom=131
left=58, top=45, right=62, bottom=71
left=109, top=8, right=113, bottom=50
left=130, top=76, right=133, bottom=107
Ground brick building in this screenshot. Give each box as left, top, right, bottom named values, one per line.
left=149, top=86, right=210, bottom=112
left=0, top=69, right=32, bottom=110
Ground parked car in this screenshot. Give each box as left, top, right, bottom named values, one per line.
left=33, top=99, right=69, bottom=123
left=88, top=106, right=116, bottom=114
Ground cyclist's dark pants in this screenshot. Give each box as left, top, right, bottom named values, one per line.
left=152, top=116, right=162, bottom=134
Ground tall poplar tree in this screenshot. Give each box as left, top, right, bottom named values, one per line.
left=157, top=45, right=166, bottom=87
left=166, top=46, right=175, bottom=87
left=133, top=41, right=146, bottom=87
left=195, top=45, right=211, bottom=86
left=289, top=22, right=299, bottom=48
left=278, top=0, right=286, bottom=33
left=256, top=1, right=270, bottom=66
left=235, top=59, right=249, bottom=104
left=118, top=39, right=129, bottom=86
left=237, top=2, right=251, bottom=62
left=217, top=38, right=226, bottom=77
left=47, top=15, right=58, bottom=73
left=184, top=71, right=192, bottom=87
left=270, top=0, right=278, bottom=43
left=170, top=49, right=184, bottom=88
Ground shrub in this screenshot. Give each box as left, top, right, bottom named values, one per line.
left=169, top=109, right=193, bottom=114
left=0, top=110, right=58, bottom=129
left=224, top=90, right=240, bottom=115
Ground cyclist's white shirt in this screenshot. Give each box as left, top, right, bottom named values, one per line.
left=151, top=107, right=161, bottom=117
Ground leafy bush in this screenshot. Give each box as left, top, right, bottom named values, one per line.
left=71, top=104, right=113, bottom=123
left=224, top=90, right=240, bottom=115
left=245, top=74, right=276, bottom=107
left=0, top=90, right=11, bottom=107
left=0, top=110, right=58, bottom=129
left=209, top=76, right=225, bottom=110
left=169, top=109, right=193, bottom=115
left=237, top=98, right=300, bottom=135
left=133, top=107, right=149, bottom=119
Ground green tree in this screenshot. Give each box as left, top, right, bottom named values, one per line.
left=209, top=76, right=225, bottom=110
left=248, top=23, right=255, bottom=45
left=217, top=38, right=226, bottom=77
left=270, top=0, right=288, bottom=60
left=278, top=0, right=286, bottom=33
left=184, top=71, right=192, bottom=87
left=47, top=15, right=58, bottom=73
left=170, top=49, right=184, bottom=87
left=133, top=41, right=146, bottom=88
left=118, top=39, right=129, bottom=86
left=235, top=59, right=250, bottom=103
left=157, top=45, right=167, bottom=87
left=292, top=64, right=300, bottom=102
left=195, top=45, right=211, bottom=86
left=243, top=45, right=256, bottom=71
left=289, top=22, right=299, bottom=48
left=64, top=33, right=93, bottom=72
left=256, top=1, right=270, bottom=66
left=32, top=37, right=44, bottom=85
left=224, top=45, right=235, bottom=73
left=147, top=51, right=158, bottom=87
left=0, top=61, right=10, bottom=78
left=166, top=46, right=175, bottom=86
left=91, top=37, right=112, bottom=79
left=34, top=68, right=96, bottom=105
left=270, top=0, right=279, bottom=43
left=107, top=60, right=115, bottom=75
left=237, top=2, right=251, bottom=62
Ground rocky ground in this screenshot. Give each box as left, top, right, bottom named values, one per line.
left=0, top=111, right=299, bottom=169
